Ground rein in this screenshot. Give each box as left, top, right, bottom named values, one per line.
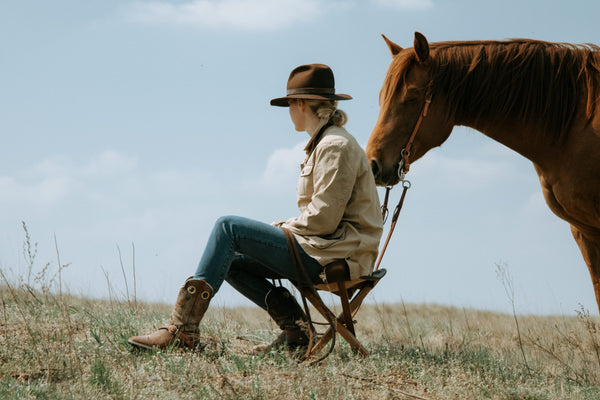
left=374, top=80, right=433, bottom=271
left=374, top=181, right=410, bottom=271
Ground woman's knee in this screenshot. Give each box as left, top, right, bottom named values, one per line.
left=214, top=215, right=241, bottom=238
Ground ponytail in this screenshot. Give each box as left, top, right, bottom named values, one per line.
left=306, top=100, right=348, bottom=127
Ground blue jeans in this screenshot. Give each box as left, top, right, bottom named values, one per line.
left=193, top=216, right=324, bottom=310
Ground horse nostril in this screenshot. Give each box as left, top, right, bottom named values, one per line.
left=370, top=158, right=381, bottom=178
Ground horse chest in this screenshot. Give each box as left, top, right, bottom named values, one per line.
left=537, top=168, right=600, bottom=232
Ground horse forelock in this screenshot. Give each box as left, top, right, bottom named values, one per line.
left=381, top=51, right=417, bottom=105
left=426, top=39, right=600, bottom=143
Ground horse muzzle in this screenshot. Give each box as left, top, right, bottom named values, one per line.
left=370, top=158, right=402, bottom=187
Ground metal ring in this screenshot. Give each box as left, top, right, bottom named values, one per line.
left=201, top=291, right=210, bottom=300
left=187, top=286, right=196, bottom=295
left=397, top=157, right=406, bottom=180
left=402, top=180, right=412, bottom=189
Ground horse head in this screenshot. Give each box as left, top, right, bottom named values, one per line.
left=366, top=32, right=453, bottom=186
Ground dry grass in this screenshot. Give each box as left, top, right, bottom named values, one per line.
left=1, top=281, right=599, bottom=400
left=1, top=225, right=598, bottom=399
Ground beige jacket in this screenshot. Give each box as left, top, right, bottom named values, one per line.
left=279, top=125, right=383, bottom=279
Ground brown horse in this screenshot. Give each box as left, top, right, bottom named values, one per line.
left=366, top=32, right=600, bottom=314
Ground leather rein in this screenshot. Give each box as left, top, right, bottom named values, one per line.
left=374, top=80, right=433, bottom=270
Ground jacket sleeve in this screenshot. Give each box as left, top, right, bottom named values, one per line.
left=282, top=142, right=357, bottom=236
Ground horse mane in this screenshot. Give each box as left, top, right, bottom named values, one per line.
left=387, top=39, right=600, bottom=143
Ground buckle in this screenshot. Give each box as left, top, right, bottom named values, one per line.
left=167, top=325, right=179, bottom=334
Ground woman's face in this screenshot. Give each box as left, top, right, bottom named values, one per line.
left=288, top=99, right=304, bottom=132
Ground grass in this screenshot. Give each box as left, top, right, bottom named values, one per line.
left=1, top=282, right=599, bottom=400
left=1, top=225, right=599, bottom=399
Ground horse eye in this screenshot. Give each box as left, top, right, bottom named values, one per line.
left=402, top=88, right=420, bottom=104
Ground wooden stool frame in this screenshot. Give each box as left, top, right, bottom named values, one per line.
left=298, top=268, right=387, bottom=358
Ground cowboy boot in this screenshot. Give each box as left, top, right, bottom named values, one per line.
left=128, top=277, right=213, bottom=350
left=253, top=287, right=311, bottom=353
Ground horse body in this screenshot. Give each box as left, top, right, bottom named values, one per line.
left=366, top=32, right=600, bottom=313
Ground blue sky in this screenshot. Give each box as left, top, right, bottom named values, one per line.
left=1, top=0, right=599, bottom=315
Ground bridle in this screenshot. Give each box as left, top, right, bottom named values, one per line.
left=399, top=79, right=434, bottom=179
left=375, top=79, right=433, bottom=270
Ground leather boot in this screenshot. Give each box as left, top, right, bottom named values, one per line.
left=253, top=287, right=311, bottom=353
left=128, top=277, right=213, bottom=350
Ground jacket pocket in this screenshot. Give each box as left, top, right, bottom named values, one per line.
left=297, top=163, right=314, bottom=199
left=300, top=164, right=313, bottom=176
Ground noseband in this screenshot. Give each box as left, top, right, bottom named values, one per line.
left=398, top=80, right=434, bottom=179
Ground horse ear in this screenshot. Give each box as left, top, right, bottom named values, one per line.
left=382, top=34, right=403, bottom=56
left=414, top=31, right=430, bottom=63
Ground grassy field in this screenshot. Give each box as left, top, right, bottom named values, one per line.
left=1, top=274, right=599, bottom=400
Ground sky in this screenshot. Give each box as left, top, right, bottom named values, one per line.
left=1, top=0, right=599, bottom=316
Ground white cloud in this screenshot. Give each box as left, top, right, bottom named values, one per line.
left=0, top=170, right=73, bottom=209
left=258, top=141, right=305, bottom=192
left=34, top=176, right=73, bottom=206
left=0, top=151, right=139, bottom=211
left=412, top=151, right=511, bottom=190
left=32, top=156, right=73, bottom=178
left=83, top=150, right=138, bottom=177
left=371, top=0, right=434, bottom=11
left=127, top=0, right=327, bottom=30
left=0, top=150, right=230, bottom=218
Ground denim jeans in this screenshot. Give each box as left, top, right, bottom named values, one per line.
left=193, top=215, right=324, bottom=310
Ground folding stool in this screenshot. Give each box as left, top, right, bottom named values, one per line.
left=282, top=227, right=387, bottom=359
left=299, top=260, right=387, bottom=357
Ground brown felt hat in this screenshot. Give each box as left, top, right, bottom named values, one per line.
left=270, top=64, right=352, bottom=107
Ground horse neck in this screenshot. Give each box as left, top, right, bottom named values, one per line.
left=456, top=117, right=557, bottom=166
left=430, top=40, right=592, bottom=167
left=441, top=88, right=567, bottom=168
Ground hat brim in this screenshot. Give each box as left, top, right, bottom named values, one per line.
left=270, top=93, right=352, bottom=107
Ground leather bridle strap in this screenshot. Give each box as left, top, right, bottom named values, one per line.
left=374, top=181, right=410, bottom=271
left=376, top=81, right=433, bottom=270
left=401, top=80, right=433, bottom=174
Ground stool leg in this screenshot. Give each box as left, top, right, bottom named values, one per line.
left=302, top=288, right=369, bottom=357
left=309, top=326, right=335, bottom=355
left=335, top=322, right=369, bottom=356
left=337, top=281, right=355, bottom=336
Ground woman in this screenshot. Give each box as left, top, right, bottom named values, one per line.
left=128, top=64, right=383, bottom=352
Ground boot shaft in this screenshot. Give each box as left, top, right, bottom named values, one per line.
left=171, top=277, right=213, bottom=333
left=128, top=277, right=213, bottom=350
left=265, top=287, right=307, bottom=331
left=252, top=287, right=311, bottom=353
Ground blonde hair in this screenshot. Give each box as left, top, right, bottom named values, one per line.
left=304, top=99, right=348, bottom=127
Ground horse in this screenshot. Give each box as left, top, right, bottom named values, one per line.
left=366, top=32, right=600, bottom=314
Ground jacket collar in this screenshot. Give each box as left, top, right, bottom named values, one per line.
left=304, top=121, right=333, bottom=156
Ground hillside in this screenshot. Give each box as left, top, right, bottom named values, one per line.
left=1, top=281, right=599, bottom=399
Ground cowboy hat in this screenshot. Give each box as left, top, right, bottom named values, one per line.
left=270, top=64, right=352, bottom=107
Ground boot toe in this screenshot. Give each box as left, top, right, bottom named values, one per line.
left=128, top=328, right=175, bottom=350
left=128, top=335, right=155, bottom=350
